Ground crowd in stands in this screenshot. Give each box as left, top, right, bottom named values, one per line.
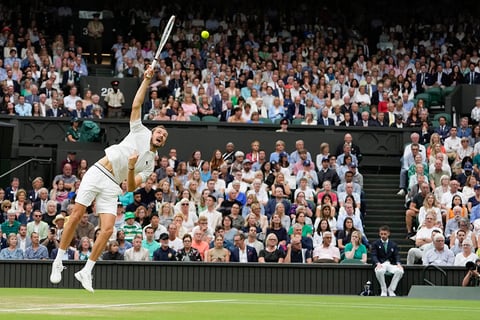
left=0, top=135, right=373, bottom=265
left=1, top=2, right=480, bottom=286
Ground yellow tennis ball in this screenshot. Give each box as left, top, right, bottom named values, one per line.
left=201, top=30, right=209, bottom=39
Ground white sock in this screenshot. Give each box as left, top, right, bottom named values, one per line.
left=83, top=259, right=96, bottom=274
left=55, top=249, right=66, bottom=262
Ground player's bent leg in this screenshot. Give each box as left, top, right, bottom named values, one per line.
left=50, top=203, right=88, bottom=284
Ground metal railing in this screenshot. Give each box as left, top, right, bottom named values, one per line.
left=0, top=158, right=53, bottom=180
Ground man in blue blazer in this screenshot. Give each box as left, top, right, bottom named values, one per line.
left=230, top=233, right=258, bottom=262
left=371, top=225, right=404, bottom=297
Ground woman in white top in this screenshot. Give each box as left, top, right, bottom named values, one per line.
left=418, top=193, right=443, bottom=228
left=434, top=175, right=450, bottom=204
left=312, top=218, right=336, bottom=248
left=454, top=238, right=478, bottom=267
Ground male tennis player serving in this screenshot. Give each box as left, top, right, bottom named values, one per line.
left=50, top=66, right=168, bottom=292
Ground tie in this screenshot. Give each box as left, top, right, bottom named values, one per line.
left=421, top=73, right=425, bottom=85
left=471, top=72, right=474, bottom=85
left=383, top=241, right=388, bottom=253
left=324, top=119, right=328, bottom=125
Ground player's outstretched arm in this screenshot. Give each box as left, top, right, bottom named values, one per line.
left=130, top=67, right=154, bottom=122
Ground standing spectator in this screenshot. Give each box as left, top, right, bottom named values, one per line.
left=104, top=80, right=125, bottom=118
left=371, top=225, right=404, bottom=297
left=87, top=13, right=104, bottom=64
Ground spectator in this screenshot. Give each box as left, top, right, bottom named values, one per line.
left=0, top=233, right=24, bottom=260
left=24, top=232, right=49, bottom=259
left=422, top=233, right=455, bottom=266
left=124, top=235, right=150, bottom=261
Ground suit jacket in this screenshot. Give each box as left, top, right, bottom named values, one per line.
left=317, top=168, right=341, bottom=189
left=69, top=109, right=88, bottom=118
left=371, top=238, right=401, bottom=265
left=210, top=95, right=224, bottom=116
left=356, top=119, right=378, bottom=127
left=432, top=72, right=451, bottom=86
left=230, top=245, right=258, bottom=262
left=416, top=72, right=434, bottom=93
left=26, top=221, right=49, bottom=239
left=434, top=125, right=451, bottom=142
left=349, top=111, right=362, bottom=126
left=220, top=109, right=233, bottom=122
left=462, top=71, right=480, bottom=85
left=318, top=117, right=335, bottom=126
left=370, top=91, right=381, bottom=106
left=124, top=247, right=150, bottom=261
left=46, top=108, right=66, bottom=117
left=61, top=70, right=80, bottom=89
left=122, top=66, right=140, bottom=78
left=25, top=94, right=40, bottom=105
left=286, top=102, right=306, bottom=121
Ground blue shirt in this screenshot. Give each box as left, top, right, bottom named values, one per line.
left=15, top=103, right=33, bottom=116
left=0, top=248, right=24, bottom=260
left=24, top=245, right=49, bottom=259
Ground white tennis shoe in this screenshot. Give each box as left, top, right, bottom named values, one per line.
left=50, top=260, right=65, bottom=284
left=75, top=270, right=94, bottom=293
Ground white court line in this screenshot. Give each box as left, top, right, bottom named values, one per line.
left=0, top=299, right=236, bottom=313
left=221, top=300, right=480, bottom=312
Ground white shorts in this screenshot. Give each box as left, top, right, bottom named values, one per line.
left=75, top=163, right=122, bottom=215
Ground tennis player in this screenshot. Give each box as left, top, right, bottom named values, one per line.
left=50, top=66, right=168, bottom=292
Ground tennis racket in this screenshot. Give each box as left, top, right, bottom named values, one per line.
left=151, top=15, right=176, bottom=70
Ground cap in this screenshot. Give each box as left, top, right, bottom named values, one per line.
left=321, top=157, right=329, bottom=162
left=279, top=152, right=288, bottom=158
left=124, top=212, right=135, bottom=220
left=1, top=26, right=11, bottom=33
left=159, top=233, right=169, bottom=240
left=395, top=114, right=403, bottom=120
left=71, top=117, right=80, bottom=123
left=234, top=151, right=244, bottom=157
left=349, top=162, right=357, bottom=168
left=475, top=185, right=480, bottom=190
left=464, top=162, right=473, bottom=171
left=475, top=97, right=480, bottom=100
left=111, top=80, right=120, bottom=86
left=303, top=160, right=311, bottom=166
left=270, top=160, right=277, bottom=166
left=242, top=159, right=252, bottom=164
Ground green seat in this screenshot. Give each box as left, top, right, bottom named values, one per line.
left=189, top=115, right=201, bottom=122
left=431, top=120, right=440, bottom=128
left=259, top=117, right=272, bottom=124
left=433, top=112, right=452, bottom=125
left=292, top=118, right=304, bottom=125
left=360, top=105, right=371, bottom=113
left=274, top=118, right=283, bottom=124
left=425, top=87, right=443, bottom=106
left=340, top=259, right=365, bottom=265
left=442, top=86, right=456, bottom=97
left=415, top=93, right=431, bottom=109
left=201, top=115, right=219, bottom=122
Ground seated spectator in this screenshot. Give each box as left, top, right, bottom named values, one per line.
left=24, top=232, right=49, bottom=259
left=258, top=233, right=285, bottom=263
left=422, top=233, right=455, bottom=266
left=407, top=228, right=443, bottom=265
left=343, top=230, right=367, bottom=263
left=284, top=234, right=313, bottom=263
left=205, top=234, right=230, bottom=262
left=312, top=231, right=340, bottom=263
left=0, top=233, right=24, bottom=260
left=176, top=234, right=202, bottom=262
left=454, top=238, right=478, bottom=267
left=124, top=235, right=150, bottom=261
left=152, top=233, right=177, bottom=261
left=101, top=240, right=124, bottom=260
left=312, top=218, right=336, bottom=249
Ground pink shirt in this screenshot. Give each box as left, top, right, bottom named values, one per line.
left=182, top=102, right=198, bottom=117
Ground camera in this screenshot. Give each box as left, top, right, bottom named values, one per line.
left=465, top=260, right=480, bottom=272
left=50, top=228, right=56, bottom=234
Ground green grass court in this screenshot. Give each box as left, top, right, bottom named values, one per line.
left=0, top=288, right=478, bottom=319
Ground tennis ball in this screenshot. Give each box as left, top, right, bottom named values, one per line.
left=201, top=30, right=209, bottom=39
